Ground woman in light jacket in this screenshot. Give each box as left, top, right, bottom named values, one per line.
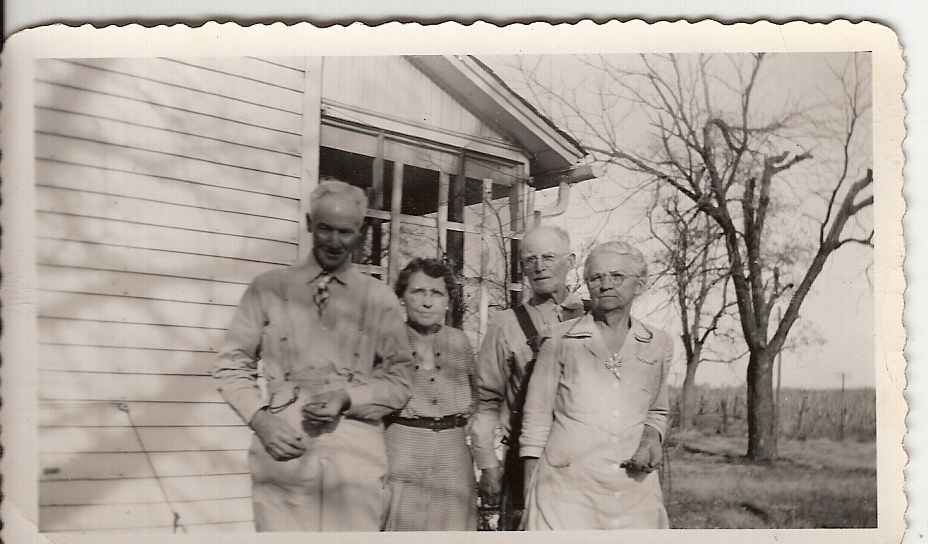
left=520, top=241, right=671, bottom=530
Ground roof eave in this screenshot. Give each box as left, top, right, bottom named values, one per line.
left=407, top=55, right=589, bottom=189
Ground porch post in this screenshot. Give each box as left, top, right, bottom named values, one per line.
left=299, top=57, right=324, bottom=261
left=478, top=177, right=492, bottom=343
left=437, top=172, right=450, bottom=258
left=387, top=162, right=405, bottom=284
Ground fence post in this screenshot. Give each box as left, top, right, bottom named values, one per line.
left=720, top=398, right=729, bottom=434
left=796, top=392, right=808, bottom=439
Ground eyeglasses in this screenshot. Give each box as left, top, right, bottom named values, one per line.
left=522, top=253, right=563, bottom=267
left=587, top=271, right=637, bottom=288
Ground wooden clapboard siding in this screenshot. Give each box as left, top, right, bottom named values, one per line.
left=40, top=318, right=227, bottom=351
left=37, top=214, right=295, bottom=267
left=40, top=403, right=244, bottom=429
left=38, top=367, right=222, bottom=399
left=36, top=82, right=303, bottom=155
left=35, top=56, right=307, bottom=532
left=40, top=371, right=225, bottom=403
left=37, top=186, right=298, bottom=243
left=322, top=56, right=512, bottom=149
left=36, top=109, right=302, bottom=178
left=45, top=521, right=257, bottom=534
left=37, top=161, right=297, bottom=217
left=41, top=450, right=249, bottom=480
left=168, top=57, right=304, bottom=92
left=36, top=59, right=303, bottom=122
left=36, top=135, right=300, bottom=198
left=259, top=56, right=309, bottom=72
left=41, top=474, right=252, bottom=505
left=40, top=426, right=253, bottom=455
left=39, top=289, right=234, bottom=331
left=38, top=266, right=248, bottom=306
left=38, top=240, right=287, bottom=287
left=39, top=343, right=219, bottom=375
left=41, top=499, right=254, bottom=532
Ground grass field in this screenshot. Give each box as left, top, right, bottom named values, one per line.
left=663, top=432, right=877, bottom=528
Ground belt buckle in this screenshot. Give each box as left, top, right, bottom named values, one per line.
left=429, top=416, right=443, bottom=432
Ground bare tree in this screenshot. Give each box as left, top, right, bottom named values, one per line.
left=505, top=52, right=873, bottom=461
left=648, top=189, right=741, bottom=430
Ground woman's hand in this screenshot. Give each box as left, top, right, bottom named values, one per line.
left=522, top=457, right=539, bottom=503
left=622, top=425, right=662, bottom=473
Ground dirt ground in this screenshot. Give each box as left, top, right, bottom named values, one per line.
left=663, top=432, right=877, bottom=529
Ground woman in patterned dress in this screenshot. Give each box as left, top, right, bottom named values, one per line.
left=381, top=258, right=478, bottom=531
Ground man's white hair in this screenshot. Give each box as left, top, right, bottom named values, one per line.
left=585, top=240, right=648, bottom=280
left=522, top=225, right=572, bottom=254
left=309, top=179, right=368, bottom=224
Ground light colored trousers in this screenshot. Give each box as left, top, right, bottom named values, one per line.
left=249, top=418, right=387, bottom=532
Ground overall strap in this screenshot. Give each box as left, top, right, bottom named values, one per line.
left=513, top=304, right=540, bottom=355
left=506, top=304, right=543, bottom=445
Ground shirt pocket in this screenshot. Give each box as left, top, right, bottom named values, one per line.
left=259, top=303, right=289, bottom=368
left=626, top=355, right=659, bottom=394
left=620, top=355, right=659, bottom=414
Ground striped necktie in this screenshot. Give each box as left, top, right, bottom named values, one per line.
left=313, top=271, right=335, bottom=313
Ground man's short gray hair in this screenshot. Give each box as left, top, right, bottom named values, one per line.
left=309, top=179, right=368, bottom=223
left=523, top=225, right=572, bottom=254
left=585, top=240, right=648, bottom=280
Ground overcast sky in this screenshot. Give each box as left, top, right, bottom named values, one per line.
left=485, top=53, right=875, bottom=390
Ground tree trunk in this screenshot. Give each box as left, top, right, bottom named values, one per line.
left=678, top=350, right=701, bottom=430
left=746, top=349, right=778, bottom=461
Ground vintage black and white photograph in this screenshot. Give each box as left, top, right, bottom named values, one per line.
left=0, top=21, right=906, bottom=542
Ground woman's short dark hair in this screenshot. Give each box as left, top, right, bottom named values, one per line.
left=395, top=258, right=458, bottom=299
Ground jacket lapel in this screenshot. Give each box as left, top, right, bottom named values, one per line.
left=564, top=314, right=611, bottom=362
left=617, top=317, right=654, bottom=362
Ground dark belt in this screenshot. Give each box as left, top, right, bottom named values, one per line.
left=385, top=414, right=468, bottom=432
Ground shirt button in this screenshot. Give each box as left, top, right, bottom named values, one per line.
left=613, top=409, right=620, bottom=417
left=612, top=463, right=620, bottom=471
left=611, top=436, right=619, bottom=444
left=614, top=491, right=621, bottom=498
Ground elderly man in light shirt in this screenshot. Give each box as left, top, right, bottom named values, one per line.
left=471, top=225, right=588, bottom=530
left=214, top=180, right=414, bottom=532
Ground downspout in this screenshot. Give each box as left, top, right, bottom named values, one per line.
left=532, top=163, right=601, bottom=225
left=533, top=179, right=571, bottom=225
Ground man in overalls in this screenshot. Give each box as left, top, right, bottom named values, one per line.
left=472, top=226, right=588, bottom=530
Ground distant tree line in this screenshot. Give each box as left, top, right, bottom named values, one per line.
left=668, top=386, right=876, bottom=442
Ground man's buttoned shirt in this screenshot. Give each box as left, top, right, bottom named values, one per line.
left=214, top=256, right=414, bottom=424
